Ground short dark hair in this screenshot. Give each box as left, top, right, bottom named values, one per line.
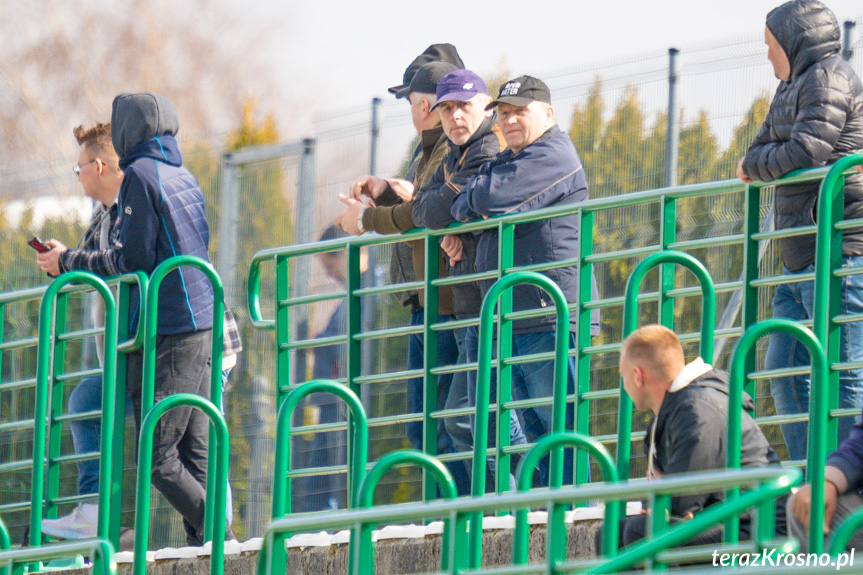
left=73, top=123, right=118, bottom=166
left=319, top=225, right=349, bottom=243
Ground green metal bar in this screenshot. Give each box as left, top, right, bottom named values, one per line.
left=740, top=182, right=763, bottom=399
left=829, top=506, right=863, bottom=554
left=32, top=272, right=118, bottom=555
left=0, top=516, right=116, bottom=575
left=265, top=379, right=368, bottom=575
left=46, top=289, right=68, bottom=532
left=813, top=155, right=863, bottom=455
left=472, top=271, right=570, bottom=569
left=496, top=221, right=515, bottom=501
left=727, top=319, right=827, bottom=553
left=141, top=255, right=225, bottom=545
left=617, top=251, right=716, bottom=484
left=0, top=516, right=9, bottom=575
left=133, top=394, right=228, bottom=575
left=512, top=433, right=618, bottom=566
left=423, top=233, right=441, bottom=500
left=575, top=208, right=593, bottom=489
left=350, top=450, right=464, bottom=575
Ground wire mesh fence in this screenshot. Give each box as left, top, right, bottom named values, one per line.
left=0, top=25, right=861, bottom=547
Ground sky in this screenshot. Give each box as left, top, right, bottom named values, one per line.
left=271, top=0, right=863, bottom=114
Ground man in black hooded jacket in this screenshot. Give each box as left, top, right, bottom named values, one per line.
left=738, top=0, right=863, bottom=462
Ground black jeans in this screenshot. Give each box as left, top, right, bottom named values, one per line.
left=127, top=329, right=212, bottom=546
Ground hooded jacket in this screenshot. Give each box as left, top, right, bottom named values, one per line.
left=646, top=367, right=782, bottom=519
left=742, top=0, right=863, bottom=271
left=825, top=407, right=863, bottom=498
left=412, top=115, right=505, bottom=319
left=110, top=93, right=214, bottom=335
left=451, top=126, right=600, bottom=335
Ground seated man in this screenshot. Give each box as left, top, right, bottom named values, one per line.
left=598, top=324, right=786, bottom=551
left=788, top=407, right=863, bottom=552
left=451, top=76, right=599, bottom=486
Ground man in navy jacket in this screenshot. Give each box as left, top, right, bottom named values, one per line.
left=789, top=408, right=863, bottom=551
left=452, top=76, right=599, bottom=486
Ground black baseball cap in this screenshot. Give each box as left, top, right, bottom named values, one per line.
left=485, top=75, right=552, bottom=110
left=389, top=43, right=465, bottom=97
left=403, top=61, right=458, bottom=99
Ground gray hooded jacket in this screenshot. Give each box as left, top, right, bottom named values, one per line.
left=743, top=0, right=863, bottom=271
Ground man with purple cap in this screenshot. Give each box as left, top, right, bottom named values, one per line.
left=334, top=45, right=472, bottom=495
left=452, top=76, right=600, bottom=487
left=412, top=69, right=527, bottom=491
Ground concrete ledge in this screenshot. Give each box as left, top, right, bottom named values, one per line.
left=57, top=520, right=603, bottom=574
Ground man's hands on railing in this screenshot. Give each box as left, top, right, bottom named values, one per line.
left=791, top=481, right=838, bottom=537
left=336, top=194, right=367, bottom=235
left=36, top=239, right=68, bottom=277
left=440, top=234, right=463, bottom=266
left=736, top=157, right=753, bottom=184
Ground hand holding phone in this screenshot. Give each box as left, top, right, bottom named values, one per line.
left=28, top=237, right=51, bottom=253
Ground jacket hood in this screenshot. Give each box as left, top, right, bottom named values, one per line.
left=685, top=368, right=756, bottom=412
left=111, top=92, right=180, bottom=159
left=766, top=0, right=840, bottom=81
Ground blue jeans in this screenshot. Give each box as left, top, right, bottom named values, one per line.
left=443, top=327, right=476, bottom=483
left=69, top=365, right=236, bottom=526
left=463, top=326, right=526, bottom=487
left=405, top=310, right=471, bottom=496
left=765, top=256, right=863, bottom=461
left=506, top=331, right=578, bottom=487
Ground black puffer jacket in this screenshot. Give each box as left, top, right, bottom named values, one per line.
left=742, top=0, right=863, bottom=271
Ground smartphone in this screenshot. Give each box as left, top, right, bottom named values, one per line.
left=28, top=237, right=51, bottom=253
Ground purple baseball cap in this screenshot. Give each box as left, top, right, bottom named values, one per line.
left=431, top=69, right=488, bottom=110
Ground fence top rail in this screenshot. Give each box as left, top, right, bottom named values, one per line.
left=0, top=271, right=145, bottom=306
left=248, top=164, right=850, bottom=269
left=261, top=467, right=798, bottom=536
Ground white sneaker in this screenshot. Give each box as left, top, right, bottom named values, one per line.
left=41, top=504, right=97, bottom=539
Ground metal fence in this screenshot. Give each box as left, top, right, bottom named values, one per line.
left=0, top=25, right=861, bottom=547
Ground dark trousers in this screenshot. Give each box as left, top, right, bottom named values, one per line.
left=127, top=329, right=212, bottom=546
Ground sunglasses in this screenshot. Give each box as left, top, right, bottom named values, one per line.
left=73, top=159, right=99, bottom=176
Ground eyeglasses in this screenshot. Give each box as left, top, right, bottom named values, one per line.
left=73, top=159, right=98, bottom=176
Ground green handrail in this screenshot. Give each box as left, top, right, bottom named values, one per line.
left=33, top=272, right=118, bottom=550
left=829, top=506, right=863, bottom=555
left=256, top=466, right=799, bottom=575
left=727, top=319, right=828, bottom=553
left=513, top=432, right=619, bottom=566
left=140, top=255, right=225, bottom=544
left=351, top=450, right=463, bottom=575
left=616, top=251, right=716, bottom=483
left=471, top=271, right=571, bottom=569
left=585, top=468, right=801, bottom=574
left=0, top=516, right=9, bottom=575
left=0, top=532, right=116, bottom=575
left=132, top=394, right=228, bottom=575
left=813, top=154, right=863, bottom=451
left=273, top=380, right=368, bottom=515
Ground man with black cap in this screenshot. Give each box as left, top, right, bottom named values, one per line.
left=737, top=0, right=863, bottom=463
left=451, top=76, right=600, bottom=487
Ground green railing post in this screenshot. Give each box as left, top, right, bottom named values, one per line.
left=617, top=251, right=715, bottom=482
left=576, top=209, right=593, bottom=487
left=0, top=516, right=9, bottom=575
left=33, top=272, right=118, bottom=552
left=728, top=319, right=828, bottom=553
left=421, top=232, right=442, bottom=500
left=813, top=154, right=863, bottom=451
left=141, top=255, right=225, bottom=544
left=350, top=451, right=463, bottom=575
left=513, top=432, right=618, bottom=567
left=262, top=379, right=368, bottom=575
left=132, top=394, right=228, bottom=575
left=471, top=271, right=570, bottom=569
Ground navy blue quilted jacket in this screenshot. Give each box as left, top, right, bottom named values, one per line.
left=111, top=93, right=213, bottom=335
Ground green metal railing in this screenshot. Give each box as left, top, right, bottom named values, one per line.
left=1, top=515, right=116, bottom=575
left=257, top=466, right=801, bottom=575
left=616, top=251, right=716, bottom=481
left=727, top=320, right=828, bottom=553
left=0, top=271, right=146, bottom=554
left=33, top=272, right=117, bottom=557
left=139, top=255, right=225, bottom=546
left=469, top=271, right=572, bottom=569
left=351, top=450, right=464, bottom=575
left=513, top=433, right=619, bottom=564
left=263, top=379, right=368, bottom=575
left=132, top=394, right=228, bottom=575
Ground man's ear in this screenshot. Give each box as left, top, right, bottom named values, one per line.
left=634, top=365, right=645, bottom=389
left=421, top=98, right=431, bottom=119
